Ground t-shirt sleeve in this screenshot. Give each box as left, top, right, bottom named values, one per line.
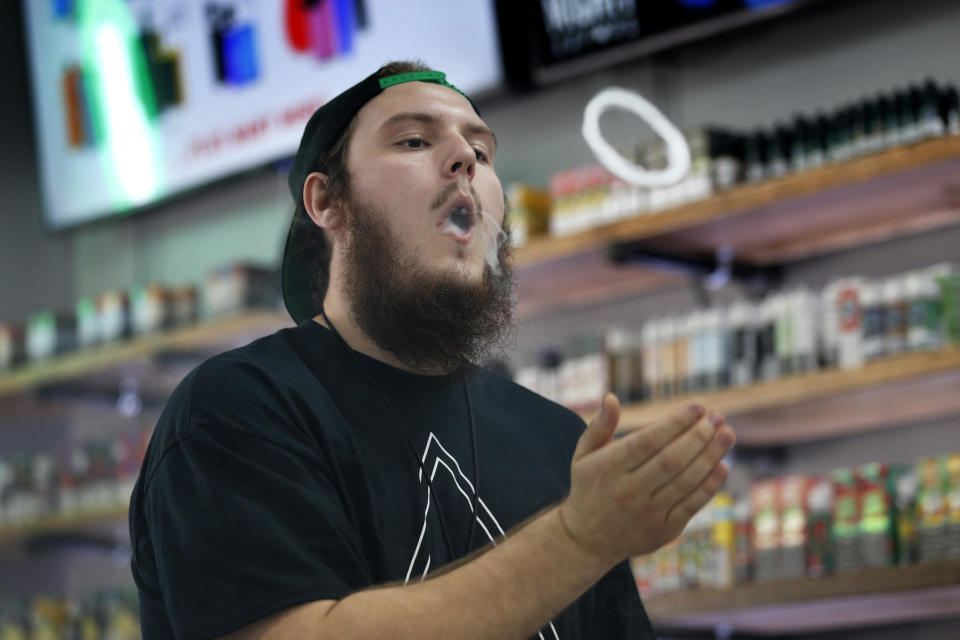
left=143, top=412, right=371, bottom=639
left=590, top=560, right=656, bottom=639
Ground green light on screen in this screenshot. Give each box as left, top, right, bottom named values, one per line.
left=77, top=0, right=163, bottom=210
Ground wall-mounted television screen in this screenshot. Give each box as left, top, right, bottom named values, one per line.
left=22, top=0, right=503, bottom=230
left=498, top=0, right=823, bottom=87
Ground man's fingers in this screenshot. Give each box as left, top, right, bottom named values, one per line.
left=643, top=410, right=729, bottom=495
left=572, top=393, right=621, bottom=462
left=605, top=402, right=706, bottom=472
left=649, top=420, right=735, bottom=506
left=664, top=460, right=730, bottom=530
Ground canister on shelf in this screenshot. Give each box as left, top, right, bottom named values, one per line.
left=750, top=479, right=781, bottom=581
left=906, top=269, right=943, bottom=351
left=831, top=468, right=861, bottom=572
left=857, top=462, right=897, bottom=568
left=882, top=276, right=908, bottom=355
left=640, top=321, right=659, bottom=401
left=945, top=453, right=960, bottom=559
left=727, top=301, right=757, bottom=387
left=861, top=281, right=887, bottom=361
left=916, top=456, right=948, bottom=563
left=895, top=466, right=919, bottom=567
left=657, top=318, right=677, bottom=399
left=806, top=477, right=834, bottom=578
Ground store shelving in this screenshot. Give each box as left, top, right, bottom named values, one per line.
left=0, top=311, right=291, bottom=401
left=610, top=346, right=960, bottom=445
left=514, top=135, right=960, bottom=319
left=646, top=559, right=960, bottom=635
left=0, top=508, right=128, bottom=547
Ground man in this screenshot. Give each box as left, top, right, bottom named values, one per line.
left=129, top=61, right=736, bottom=639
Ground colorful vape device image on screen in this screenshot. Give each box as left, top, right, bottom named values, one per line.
left=285, top=0, right=368, bottom=61
left=207, top=3, right=261, bottom=86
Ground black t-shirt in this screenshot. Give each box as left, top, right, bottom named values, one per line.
left=129, top=320, right=655, bottom=639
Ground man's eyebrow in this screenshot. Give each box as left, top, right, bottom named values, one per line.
left=378, top=111, right=497, bottom=150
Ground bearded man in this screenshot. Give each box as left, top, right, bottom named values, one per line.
left=129, top=61, right=736, bottom=640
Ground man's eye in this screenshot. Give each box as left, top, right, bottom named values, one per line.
left=474, top=148, right=488, bottom=162
left=400, top=139, right=426, bottom=149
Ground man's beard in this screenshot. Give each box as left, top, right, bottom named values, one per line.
left=340, top=195, right=515, bottom=375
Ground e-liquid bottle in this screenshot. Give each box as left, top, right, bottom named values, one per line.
left=862, top=282, right=887, bottom=361
left=791, top=289, right=818, bottom=374
left=895, top=88, right=920, bottom=144
left=773, top=294, right=794, bottom=377
left=941, top=85, right=960, bottom=135
left=906, top=270, right=942, bottom=351
left=883, top=276, right=908, bottom=355
left=848, top=102, right=867, bottom=157
left=658, top=318, right=677, bottom=399
left=877, top=92, right=900, bottom=149
left=834, top=277, right=866, bottom=369
left=790, top=116, right=810, bottom=172
left=641, top=321, right=659, bottom=401
left=728, top=301, right=757, bottom=386
left=759, top=298, right=780, bottom=381
left=919, top=80, right=945, bottom=139
left=745, top=130, right=768, bottom=182
left=675, top=314, right=692, bottom=396
left=766, top=124, right=791, bottom=177
left=864, top=96, right=884, bottom=153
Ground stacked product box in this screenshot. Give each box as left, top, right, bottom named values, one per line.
left=514, top=263, right=959, bottom=412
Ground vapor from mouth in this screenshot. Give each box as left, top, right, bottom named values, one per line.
left=433, top=181, right=509, bottom=274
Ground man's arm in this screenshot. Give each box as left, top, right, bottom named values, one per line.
left=223, top=396, right=735, bottom=640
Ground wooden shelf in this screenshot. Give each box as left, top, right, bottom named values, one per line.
left=614, top=346, right=960, bottom=445
left=512, top=136, right=960, bottom=319
left=646, top=559, right=960, bottom=634
left=516, top=135, right=960, bottom=268
left=0, top=507, right=128, bottom=545
left=0, top=311, right=292, bottom=401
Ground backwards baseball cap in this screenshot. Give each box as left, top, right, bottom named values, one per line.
left=281, top=67, right=480, bottom=324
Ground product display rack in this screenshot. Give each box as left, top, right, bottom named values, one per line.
left=2, top=132, right=959, bottom=638
left=646, top=558, right=960, bottom=635
left=514, top=135, right=960, bottom=319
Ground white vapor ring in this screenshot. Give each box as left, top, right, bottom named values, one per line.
left=582, top=87, right=691, bottom=188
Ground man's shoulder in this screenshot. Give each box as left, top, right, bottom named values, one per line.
left=145, top=328, right=336, bottom=465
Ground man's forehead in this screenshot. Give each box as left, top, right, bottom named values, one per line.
left=357, top=81, right=488, bottom=132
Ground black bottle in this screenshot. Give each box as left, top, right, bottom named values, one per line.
left=942, top=85, right=960, bottom=135
left=766, top=124, right=791, bottom=177
left=895, top=88, right=919, bottom=144
left=745, top=130, right=768, bottom=182
left=848, top=102, right=866, bottom=157
left=920, top=79, right=944, bottom=138
left=864, top=96, right=883, bottom=153
left=790, top=116, right=810, bottom=171
left=877, top=92, right=899, bottom=148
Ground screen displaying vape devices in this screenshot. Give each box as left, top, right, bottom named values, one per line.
left=23, top=0, right=503, bottom=229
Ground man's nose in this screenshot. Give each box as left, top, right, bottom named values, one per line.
left=446, top=142, right=476, bottom=180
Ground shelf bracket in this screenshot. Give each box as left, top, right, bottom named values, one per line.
left=607, top=240, right=784, bottom=303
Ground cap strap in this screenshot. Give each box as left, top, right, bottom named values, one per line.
left=378, top=70, right=467, bottom=98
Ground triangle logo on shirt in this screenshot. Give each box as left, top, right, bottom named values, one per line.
left=404, top=432, right=560, bottom=640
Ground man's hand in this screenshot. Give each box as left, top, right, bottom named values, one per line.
left=558, top=394, right=735, bottom=565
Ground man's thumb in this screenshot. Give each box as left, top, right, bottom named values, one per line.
left=573, top=393, right=620, bottom=462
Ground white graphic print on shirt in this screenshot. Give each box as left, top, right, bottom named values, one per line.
left=404, top=432, right=560, bottom=640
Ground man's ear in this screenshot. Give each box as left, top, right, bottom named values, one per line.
left=303, top=172, right=342, bottom=230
